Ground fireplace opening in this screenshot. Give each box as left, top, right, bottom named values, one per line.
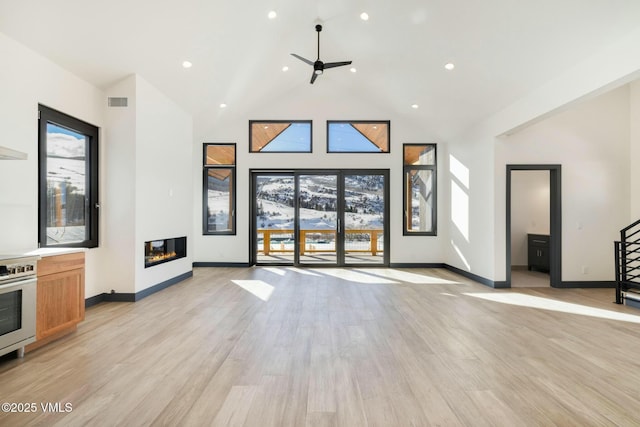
left=144, top=237, right=186, bottom=268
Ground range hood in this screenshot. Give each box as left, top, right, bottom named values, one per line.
left=0, top=146, right=28, bottom=160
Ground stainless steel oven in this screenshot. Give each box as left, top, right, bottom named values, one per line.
left=0, top=255, right=38, bottom=358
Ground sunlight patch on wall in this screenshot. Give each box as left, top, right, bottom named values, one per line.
left=451, top=240, right=471, bottom=270
left=450, top=154, right=469, bottom=189
left=231, top=280, right=275, bottom=301
left=465, top=292, right=640, bottom=324
left=451, top=180, right=469, bottom=241
left=450, top=154, right=470, bottom=242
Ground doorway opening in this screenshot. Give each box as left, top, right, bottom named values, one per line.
left=506, top=165, right=561, bottom=287
left=250, top=169, right=390, bottom=267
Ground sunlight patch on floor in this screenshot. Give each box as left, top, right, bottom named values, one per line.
left=355, top=268, right=458, bottom=285
left=311, top=268, right=398, bottom=284
left=285, top=267, right=322, bottom=276
left=465, top=292, right=640, bottom=323
left=231, top=280, right=275, bottom=301
left=262, top=267, right=286, bottom=276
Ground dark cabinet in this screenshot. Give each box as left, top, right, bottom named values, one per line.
left=528, top=234, right=550, bottom=272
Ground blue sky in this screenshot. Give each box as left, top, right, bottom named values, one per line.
left=328, top=124, right=379, bottom=152
left=261, top=123, right=311, bottom=152
left=260, top=123, right=380, bottom=152
left=47, top=123, right=84, bottom=139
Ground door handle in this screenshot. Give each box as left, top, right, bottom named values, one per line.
left=337, top=219, right=341, bottom=233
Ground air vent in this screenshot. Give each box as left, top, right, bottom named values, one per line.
left=108, top=97, right=128, bottom=107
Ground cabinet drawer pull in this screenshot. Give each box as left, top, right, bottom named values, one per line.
left=532, top=240, right=547, bottom=244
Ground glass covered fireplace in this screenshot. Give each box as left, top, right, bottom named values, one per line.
left=144, top=237, right=186, bottom=268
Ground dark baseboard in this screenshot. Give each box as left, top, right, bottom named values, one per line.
left=558, top=281, right=616, bottom=289
left=492, top=281, right=510, bottom=289
left=389, top=263, right=446, bottom=268
left=134, top=271, right=193, bottom=301
left=389, top=262, right=507, bottom=288
left=444, top=264, right=507, bottom=288
left=84, top=294, right=106, bottom=308
left=85, top=271, right=193, bottom=307
left=193, top=262, right=251, bottom=268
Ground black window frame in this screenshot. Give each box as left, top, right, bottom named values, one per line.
left=248, top=120, right=313, bottom=153
left=326, top=120, right=391, bottom=153
left=203, top=143, right=236, bottom=235
left=38, top=104, right=99, bottom=248
left=402, top=143, right=437, bottom=236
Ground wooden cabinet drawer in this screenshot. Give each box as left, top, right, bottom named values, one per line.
left=37, top=252, right=85, bottom=277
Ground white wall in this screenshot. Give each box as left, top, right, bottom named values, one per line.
left=0, top=32, right=193, bottom=298
left=0, top=32, right=106, bottom=298
left=134, top=76, right=193, bottom=292
left=445, top=132, right=496, bottom=279
left=103, top=74, right=194, bottom=294
left=510, top=171, right=550, bottom=266
left=446, top=28, right=640, bottom=284
left=496, top=87, right=630, bottom=281
left=630, top=80, right=640, bottom=220
left=192, top=83, right=446, bottom=264
left=102, top=76, right=137, bottom=294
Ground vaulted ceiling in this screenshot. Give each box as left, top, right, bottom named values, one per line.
left=1, top=0, right=639, bottom=139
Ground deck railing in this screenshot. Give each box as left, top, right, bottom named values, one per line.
left=258, top=229, right=383, bottom=256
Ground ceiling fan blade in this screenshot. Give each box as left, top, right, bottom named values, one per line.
left=291, top=53, right=314, bottom=66
left=310, top=71, right=319, bottom=84
left=323, top=61, right=352, bottom=70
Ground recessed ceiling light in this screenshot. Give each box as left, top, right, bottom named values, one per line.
left=360, top=12, right=369, bottom=21
left=282, top=66, right=289, bottom=72
left=182, top=61, right=192, bottom=69
left=411, top=104, right=419, bottom=109
left=268, top=11, right=277, bottom=19
left=445, top=62, right=455, bottom=70
left=350, top=67, right=357, bottom=73
left=219, top=103, right=227, bottom=108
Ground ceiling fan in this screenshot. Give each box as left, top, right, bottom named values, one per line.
left=291, top=24, right=352, bottom=84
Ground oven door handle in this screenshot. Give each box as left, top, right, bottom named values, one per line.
left=0, top=277, right=37, bottom=291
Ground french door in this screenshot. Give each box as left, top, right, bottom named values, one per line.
left=251, top=170, right=389, bottom=267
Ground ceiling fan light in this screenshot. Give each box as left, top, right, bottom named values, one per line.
left=315, top=69, right=323, bottom=75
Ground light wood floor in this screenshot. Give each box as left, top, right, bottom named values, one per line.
left=1, top=267, right=640, bottom=426
left=511, top=267, right=550, bottom=288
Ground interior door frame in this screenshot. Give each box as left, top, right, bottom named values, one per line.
left=250, top=168, right=390, bottom=267
left=506, top=164, right=562, bottom=287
